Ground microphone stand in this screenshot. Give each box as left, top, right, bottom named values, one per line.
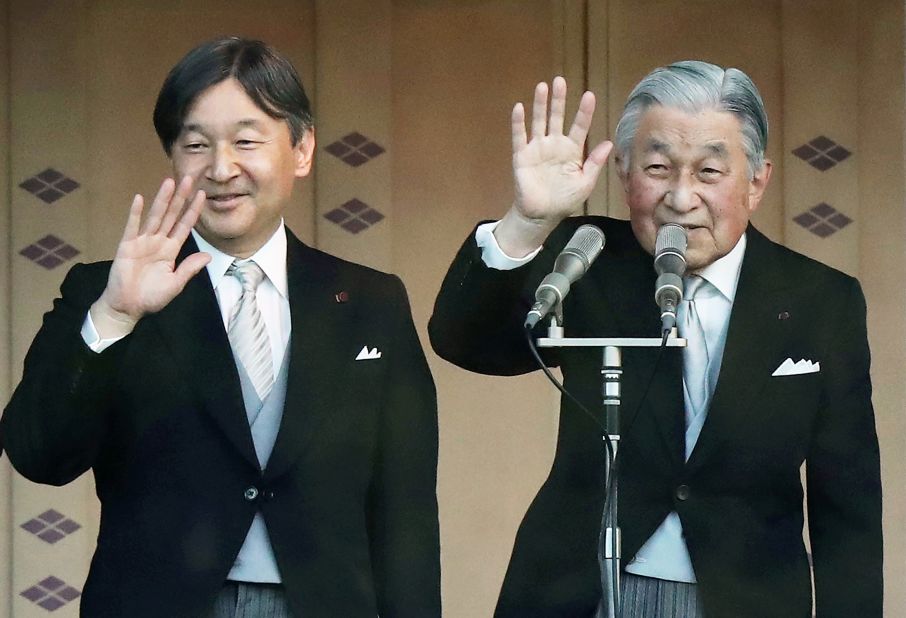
left=536, top=315, right=685, bottom=618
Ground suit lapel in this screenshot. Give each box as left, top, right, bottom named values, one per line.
left=263, top=232, right=346, bottom=481
left=686, top=227, right=794, bottom=472
left=150, top=237, right=259, bottom=469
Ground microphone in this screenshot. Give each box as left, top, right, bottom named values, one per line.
left=654, top=224, right=688, bottom=334
left=525, top=224, right=606, bottom=329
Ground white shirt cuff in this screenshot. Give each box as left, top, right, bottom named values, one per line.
left=81, top=311, right=126, bottom=353
left=475, top=221, right=542, bottom=270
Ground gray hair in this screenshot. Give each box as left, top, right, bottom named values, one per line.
left=614, top=60, right=768, bottom=179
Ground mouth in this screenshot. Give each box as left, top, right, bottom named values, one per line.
left=205, top=193, right=248, bottom=209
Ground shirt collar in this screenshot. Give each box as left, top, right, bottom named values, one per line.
left=191, top=221, right=289, bottom=299
left=690, top=232, right=746, bottom=303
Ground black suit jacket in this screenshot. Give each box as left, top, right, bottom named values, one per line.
left=1, top=229, right=441, bottom=617
left=430, top=217, right=882, bottom=618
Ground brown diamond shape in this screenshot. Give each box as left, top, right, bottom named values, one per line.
left=36, top=255, right=65, bottom=269
left=342, top=199, right=368, bottom=214
left=341, top=219, right=368, bottom=234
left=343, top=132, right=368, bottom=146
left=359, top=142, right=385, bottom=158
left=56, top=519, right=81, bottom=534
left=37, top=529, right=66, bottom=544
left=792, top=144, right=818, bottom=160
left=19, top=177, right=47, bottom=194
left=55, top=177, right=80, bottom=193
left=37, top=235, right=64, bottom=249
left=342, top=152, right=369, bottom=167
left=809, top=136, right=835, bottom=151
left=38, top=597, right=65, bottom=611
left=36, top=188, right=65, bottom=203
left=359, top=209, right=384, bottom=225
left=37, top=168, right=63, bottom=183
left=810, top=156, right=836, bottom=171
left=811, top=223, right=836, bottom=237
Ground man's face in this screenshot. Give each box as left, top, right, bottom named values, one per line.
left=620, top=105, right=771, bottom=270
left=171, top=78, right=314, bottom=258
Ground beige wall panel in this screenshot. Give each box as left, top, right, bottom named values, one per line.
left=313, top=0, right=393, bottom=271
left=391, top=2, right=562, bottom=615
left=1, top=1, right=11, bottom=615
left=857, top=2, right=906, bottom=616
left=600, top=0, right=784, bottom=241
left=9, top=2, right=93, bottom=616
left=781, top=0, right=860, bottom=275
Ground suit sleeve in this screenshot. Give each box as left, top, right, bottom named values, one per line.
left=0, top=262, right=123, bottom=485
left=368, top=275, right=441, bottom=617
left=806, top=277, right=883, bottom=617
left=428, top=224, right=566, bottom=376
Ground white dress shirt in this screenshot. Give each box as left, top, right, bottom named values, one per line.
left=81, top=222, right=291, bottom=373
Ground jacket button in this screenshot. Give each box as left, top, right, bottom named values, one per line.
left=675, top=484, right=690, bottom=501
left=243, top=487, right=259, bottom=501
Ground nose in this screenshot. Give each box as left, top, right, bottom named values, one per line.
left=663, top=174, right=700, bottom=214
left=206, top=143, right=240, bottom=183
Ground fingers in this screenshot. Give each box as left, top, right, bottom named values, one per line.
left=530, top=81, right=549, bottom=141
left=581, top=140, right=614, bottom=187
left=511, top=102, right=527, bottom=154
left=174, top=252, right=212, bottom=289
left=121, top=194, right=144, bottom=243
left=158, top=175, right=196, bottom=237
left=567, top=90, right=597, bottom=146
left=169, top=189, right=206, bottom=242
left=548, top=76, right=566, bottom=135
left=140, top=178, right=176, bottom=235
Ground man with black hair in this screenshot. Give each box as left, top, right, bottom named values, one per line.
left=2, top=37, right=440, bottom=618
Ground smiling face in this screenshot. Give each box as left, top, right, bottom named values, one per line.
left=170, top=78, right=315, bottom=258
left=620, top=105, right=771, bottom=270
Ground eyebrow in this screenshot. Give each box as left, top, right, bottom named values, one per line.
left=642, top=139, right=730, bottom=160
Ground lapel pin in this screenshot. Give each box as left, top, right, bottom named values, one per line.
left=778, top=311, right=790, bottom=320
left=335, top=291, right=349, bottom=303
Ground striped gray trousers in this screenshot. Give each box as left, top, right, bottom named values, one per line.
left=208, top=581, right=294, bottom=618
left=597, top=572, right=705, bottom=618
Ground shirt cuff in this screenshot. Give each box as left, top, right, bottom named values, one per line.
left=475, top=221, right=542, bottom=270
left=81, top=311, right=126, bottom=353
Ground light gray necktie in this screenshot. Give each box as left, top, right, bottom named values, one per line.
left=678, top=275, right=711, bottom=418
left=227, top=260, right=274, bottom=401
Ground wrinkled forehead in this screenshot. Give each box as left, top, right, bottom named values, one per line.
left=633, top=106, right=745, bottom=157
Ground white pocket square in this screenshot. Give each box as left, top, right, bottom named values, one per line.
left=772, top=358, right=820, bottom=376
left=355, top=346, right=382, bottom=361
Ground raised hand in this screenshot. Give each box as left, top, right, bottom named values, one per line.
left=496, top=77, right=613, bottom=256
left=90, top=176, right=211, bottom=338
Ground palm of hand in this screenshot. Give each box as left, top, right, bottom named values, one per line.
left=106, top=234, right=188, bottom=317
left=514, top=134, right=590, bottom=219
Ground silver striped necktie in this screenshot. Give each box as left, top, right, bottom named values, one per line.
left=227, top=260, right=274, bottom=401
left=678, top=275, right=711, bottom=418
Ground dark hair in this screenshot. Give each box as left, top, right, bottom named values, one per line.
left=153, top=37, right=314, bottom=155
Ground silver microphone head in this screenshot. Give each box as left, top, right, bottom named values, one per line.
left=654, top=224, right=688, bottom=276
left=561, top=224, right=606, bottom=272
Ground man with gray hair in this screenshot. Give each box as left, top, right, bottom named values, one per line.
left=431, top=61, right=882, bottom=616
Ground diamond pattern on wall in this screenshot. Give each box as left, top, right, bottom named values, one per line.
left=21, top=509, right=81, bottom=544
left=793, top=203, right=852, bottom=238
left=791, top=136, right=851, bottom=171
left=324, top=132, right=385, bottom=167
left=20, top=576, right=81, bottom=611
left=19, top=235, right=80, bottom=269
left=19, top=168, right=81, bottom=203
left=324, top=198, right=385, bottom=234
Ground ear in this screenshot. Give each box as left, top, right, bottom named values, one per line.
left=746, top=159, right=772, bottom=213
left=294, top=128, right=316, bottom=178
left=615, top=155, right=630, bottom=193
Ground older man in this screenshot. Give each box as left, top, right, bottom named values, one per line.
left=430, top=61, right=881, bottom=617
left=2, top=37, right=440, bottom=617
